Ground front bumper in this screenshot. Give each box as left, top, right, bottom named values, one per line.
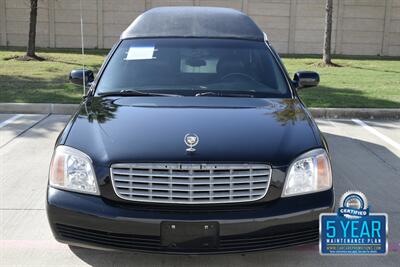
left=47, top=187, right=334, bottom=254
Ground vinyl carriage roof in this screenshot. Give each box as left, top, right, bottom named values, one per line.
left=120, top=7, right=265, bottom=41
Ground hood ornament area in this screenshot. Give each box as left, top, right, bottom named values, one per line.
left=184, top=133, right=199, bottom=153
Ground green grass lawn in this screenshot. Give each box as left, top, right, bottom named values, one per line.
left=1, top=47, right=399, bottom=108
left=283, top=56, right=400, bottom=108
left=0, top=48, right=107, bottom=104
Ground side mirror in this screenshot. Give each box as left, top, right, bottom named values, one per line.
left=293, top=71, right=319, bottom=89
left=69, top=69, right=94, bottom=86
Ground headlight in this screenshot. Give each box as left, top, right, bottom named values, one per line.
left=49, top=146, right=99, bottom=195
left=282, top=148, right=332, bottom=197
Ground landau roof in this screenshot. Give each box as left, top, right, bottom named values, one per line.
left=120, top=7, right=265, bottom=41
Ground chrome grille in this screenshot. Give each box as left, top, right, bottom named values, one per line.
left=110, top=163, right=271, bottom=204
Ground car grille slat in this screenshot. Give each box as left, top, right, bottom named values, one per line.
left=111, top=163, right=271, bottom=204
left=113, top=184, right=267, bottom=192
left=112, top=170, right=269, bottom=178
left=113, top=176, right=268, bottom=185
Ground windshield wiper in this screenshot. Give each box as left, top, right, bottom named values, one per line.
left=195, top=91, right=254, bottom=98
left=98, top=89, right=181, bottom=97
left=195, top=91, right=218, bottom=97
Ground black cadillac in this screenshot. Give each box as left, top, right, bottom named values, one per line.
left=47, top=7, right=334, bottom=254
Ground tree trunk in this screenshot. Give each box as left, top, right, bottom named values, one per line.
left=323, top=0, right=333, bottom=64
left=26, top=0, right=38, bottom=57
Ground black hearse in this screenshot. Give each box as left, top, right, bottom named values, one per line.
left=47, top=7, right=334, bottom=254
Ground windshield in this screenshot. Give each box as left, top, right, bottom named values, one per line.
left=96, top=38, right=291, bottom=98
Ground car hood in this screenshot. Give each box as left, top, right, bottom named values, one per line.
left=65, top=97, right=320, bottom=167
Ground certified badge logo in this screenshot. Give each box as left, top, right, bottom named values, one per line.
left=338, top=191, right=369, bottom=219
left=320, top=191, right=388, bottom=255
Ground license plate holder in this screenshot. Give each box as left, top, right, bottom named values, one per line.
left=161, top=221, right=219, bottom=249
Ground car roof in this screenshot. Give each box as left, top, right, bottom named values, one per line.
left=120, top=7, right=265, bottom=41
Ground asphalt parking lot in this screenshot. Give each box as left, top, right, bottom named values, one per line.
left=0, top=113, right=399, bottom=266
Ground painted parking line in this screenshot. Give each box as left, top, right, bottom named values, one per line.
left=0, top=114, right=23, bottom=129
left=352, top=119, right=400, bottom=151
left=0, top=114, right=50, bottom=149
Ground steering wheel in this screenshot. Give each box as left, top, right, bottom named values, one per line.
left=221, top=72, right=258, bottom=82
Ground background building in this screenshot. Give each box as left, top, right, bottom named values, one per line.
left=0, top=0, right=399, bottom=56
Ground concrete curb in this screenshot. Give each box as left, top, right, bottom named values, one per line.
left=309, top=108, right=400, bottom=120
left=0, top=103, right=79, bottom=115
left=0, top=103, right=399, bottom=119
